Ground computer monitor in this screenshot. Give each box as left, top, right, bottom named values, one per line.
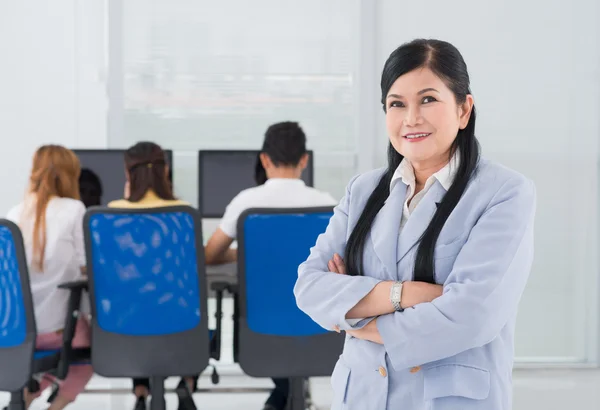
left=198, top=150, right=314, bottom=218
left=73, top=149, right=173, bottom=207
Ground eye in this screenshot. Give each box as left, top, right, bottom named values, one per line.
left=422, top=96, right=437, bottom=104
left=389, top=101, right=405, bottom=108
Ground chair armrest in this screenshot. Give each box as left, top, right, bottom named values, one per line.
left=55, top=280, right=87, bottom=379
left=58, top=279, right=88, bottom=291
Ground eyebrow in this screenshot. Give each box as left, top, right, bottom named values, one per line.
left=387, top=88, right=440, bottom=99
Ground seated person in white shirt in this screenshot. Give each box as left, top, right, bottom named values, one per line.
left=7, top=145, right=93, bottom=410
left=204, top=121, right=337, bottom=410
left=205, top=121, right=336, bottom=265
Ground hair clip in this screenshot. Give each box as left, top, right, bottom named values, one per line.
left=147, top=163, right=153, bottom=168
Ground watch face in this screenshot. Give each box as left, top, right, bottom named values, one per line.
left=392, top=286, right=401, bottom=300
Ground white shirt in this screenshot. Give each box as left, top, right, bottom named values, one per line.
left=7, top=197, right=86, bottom=333
left=220, top=178, right=338, bottom=239
left=390, top=154, right=459, bottom=228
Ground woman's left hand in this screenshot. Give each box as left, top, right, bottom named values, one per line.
left=346, top=318, right=383, bottom=344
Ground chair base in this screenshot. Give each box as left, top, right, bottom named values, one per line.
left=149, top=376, right=165, bottom=410
left=286, top=378, right=307, bottom=410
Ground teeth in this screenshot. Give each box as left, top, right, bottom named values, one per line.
left=406, top=133, right=429, bottom=139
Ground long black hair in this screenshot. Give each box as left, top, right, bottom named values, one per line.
left=124, top=141, right=175, bottom=202
left=345, top=39, right=480, bottom=283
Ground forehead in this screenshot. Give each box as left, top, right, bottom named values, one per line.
left=387, top=67, right=449, bottom=96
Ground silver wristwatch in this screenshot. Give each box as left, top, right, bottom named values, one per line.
left=390, top=281, right=404, bottom=312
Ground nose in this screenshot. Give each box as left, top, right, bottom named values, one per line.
left=404, top=105, right=423, bottom=127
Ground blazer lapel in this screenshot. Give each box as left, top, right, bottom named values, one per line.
left=396, top=181, right=447, bottom=264
left=370, top=182, right=406, bottom=277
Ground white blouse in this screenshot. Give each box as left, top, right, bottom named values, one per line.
left=7, top=196, right=86, bottom=333
left=389, top=154, right=459, bottom=228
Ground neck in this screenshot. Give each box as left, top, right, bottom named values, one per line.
left=266, top=167, right=302, bottom=180
left=411, top=157, right=450, bottom=186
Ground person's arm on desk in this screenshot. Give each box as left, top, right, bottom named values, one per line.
left=205, top=228, right=237, bottom=265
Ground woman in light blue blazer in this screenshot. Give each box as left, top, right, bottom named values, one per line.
left=294, top=39, right=536, bottom=410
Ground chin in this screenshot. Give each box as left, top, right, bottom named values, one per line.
left=400, top=149, right=435, bottom=164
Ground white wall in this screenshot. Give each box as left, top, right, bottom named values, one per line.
left=3, top=0, right=600, bottom=366
left=376, top=0, right=600, bottom=363
left=0, top=1, right=107, bottom=215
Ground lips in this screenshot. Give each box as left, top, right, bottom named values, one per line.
left=403, top=133, right=431, bottom=140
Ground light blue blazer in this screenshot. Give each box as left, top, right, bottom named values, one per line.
left=294, top=159, right=536, bottom=410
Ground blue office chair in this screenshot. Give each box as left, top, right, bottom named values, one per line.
left=235, top=207, right=345, bottom=410
left=0, top=219, right=90, bottom=410
left=0, top=219, right=37, bottom=410
left=84, top=206, right=210, bottom=410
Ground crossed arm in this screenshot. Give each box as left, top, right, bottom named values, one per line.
left=327, top=253, right=443, bottom=343
left=296, top=176, right=535, bottom=370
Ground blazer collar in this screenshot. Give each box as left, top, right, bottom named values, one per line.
left=370, top=181, right=406, bottom=277
left=396, top=180, right=446, bottom=264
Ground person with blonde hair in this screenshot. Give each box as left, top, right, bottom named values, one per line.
left=6, top=145, right=93, bottom=410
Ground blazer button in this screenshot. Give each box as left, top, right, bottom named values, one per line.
left=410, top=366, right=421, bottom=373
left=378, top=366, right=387, bottom=377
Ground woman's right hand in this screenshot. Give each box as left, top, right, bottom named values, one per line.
left=328, top=253, right=346, bottom=333
left=328, top=253, right=346, bottom=275
left=401, top=281, right=444, bottom=309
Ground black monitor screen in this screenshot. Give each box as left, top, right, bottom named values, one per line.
left=198, top=150, right=313, bottom=218
left=73, top=149, right=173, bottom=207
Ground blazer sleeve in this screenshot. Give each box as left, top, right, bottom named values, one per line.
left=377, top=176, right=536, bottom=370
left=294, top=175, right=381, bottom=331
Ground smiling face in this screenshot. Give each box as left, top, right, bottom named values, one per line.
left=385, top=67, right=473, bottom=169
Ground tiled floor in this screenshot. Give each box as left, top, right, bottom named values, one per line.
left=2, top=367, right=600, bottom=409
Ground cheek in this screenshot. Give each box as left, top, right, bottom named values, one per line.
left=425, top=107, right=460, bottom=144
left=385, top=111, right=403, bottom=134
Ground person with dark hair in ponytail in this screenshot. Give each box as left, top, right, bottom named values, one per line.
left=294, top=39, right=536, bottom=410
left=108, top=142, right=198, bottom=410
left=108, top=141, right=182, bottom=208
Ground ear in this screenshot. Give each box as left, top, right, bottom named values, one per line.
left=458, top=94, right=474, bottom=130
left=259, top=153, right=273, bottom=169
left=298, top=153, right=309, bottom=170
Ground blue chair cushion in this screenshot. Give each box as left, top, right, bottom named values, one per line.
left=0, top=226, right=28, bottom=348
left=242, top=212, right=332, bottom=337
left=88, top=212, right=202, bottom=336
